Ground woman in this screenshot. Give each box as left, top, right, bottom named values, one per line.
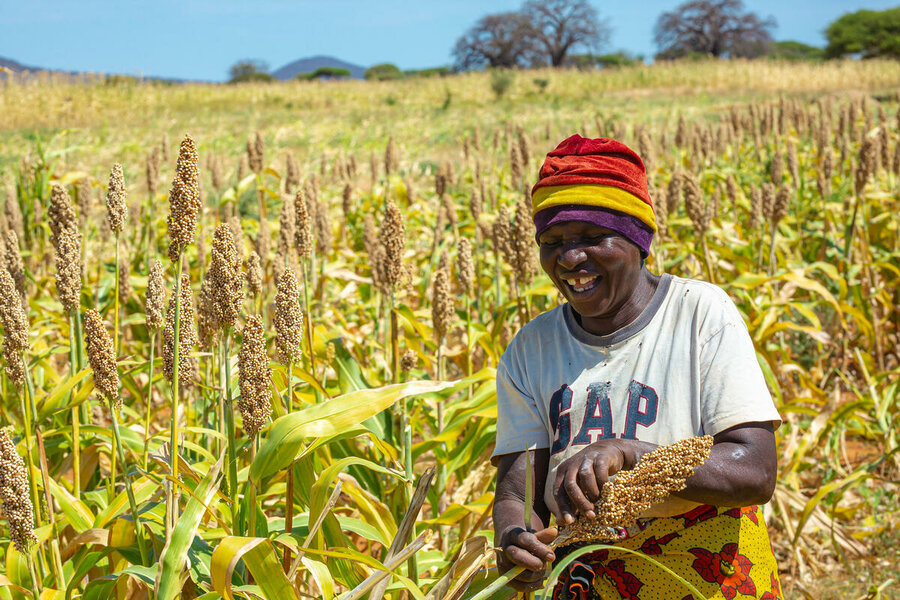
left=492, top=135, right=783, bottom=599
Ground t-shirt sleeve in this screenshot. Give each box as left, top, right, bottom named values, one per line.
left=698, top=295, right=782, bottom=436
left=492, top=353, right=550, bottom=459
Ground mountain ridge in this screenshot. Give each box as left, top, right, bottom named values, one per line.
left=272, top=55, right=366, bottom=80
left=0, top=54, right=369, bottom=81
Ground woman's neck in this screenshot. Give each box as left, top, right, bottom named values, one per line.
left=574, top=269, right=661, bottom=336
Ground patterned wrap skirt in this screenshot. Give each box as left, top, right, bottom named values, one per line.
left=551, top=504, right=783, bottom=600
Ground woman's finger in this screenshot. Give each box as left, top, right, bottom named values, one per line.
left=593, top=454, right=612, bottom=485
left=505, top=544, right=547, bottom=572
left=553, top=472, right=576, bottom=524
left=517, top=530, right=556, bottom=563
left=564, top=466, right=594, bottom=515
left=577, top=457, right=601, bottom=504
left=535, top=527, right=558, bottom=545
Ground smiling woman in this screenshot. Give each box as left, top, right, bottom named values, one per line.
left=492, top=136, right=784, bottom=599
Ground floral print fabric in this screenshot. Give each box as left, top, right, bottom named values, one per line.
left=552, top=504, right=782, bottom=600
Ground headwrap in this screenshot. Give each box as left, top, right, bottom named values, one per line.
left=531, top=135, right=656, bottom=256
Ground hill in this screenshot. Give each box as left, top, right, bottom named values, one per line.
left=272, top=55, right=366, bottom=80
left=0, top=56, right=40, bottom=74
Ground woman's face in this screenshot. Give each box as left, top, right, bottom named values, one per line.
left=538, top=220, right=645, bottom=334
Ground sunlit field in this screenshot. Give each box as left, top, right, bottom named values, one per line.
left=0, top=58, right=898, bottom=599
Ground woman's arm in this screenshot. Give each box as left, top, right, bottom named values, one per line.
left=493, top=448, right=557, bottom=592
left=552, top=422, right=777, bottom=525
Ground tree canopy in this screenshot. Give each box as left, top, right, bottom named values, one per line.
left=654, top=0, right=775, bottom=60
left=228, top=60, right=274, bottom=83
left=825, top=8, right=900, bottom=59
left=453, top=0, right=608, bottom=70
left=297, top=67, right=351, bottom=81
left=521, top=0, right=610, bottom=67
left=453, top=12, right=537, bottom=69
left=365, top=63, right=403, bottom=81
left=768, top=41, right=824, bottom=61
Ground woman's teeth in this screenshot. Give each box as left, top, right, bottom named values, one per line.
left=565, top=276, right=598, bottom=292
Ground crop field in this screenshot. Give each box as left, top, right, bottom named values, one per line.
left=0, top=58, right=898, bottom=599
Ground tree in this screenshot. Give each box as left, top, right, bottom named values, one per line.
left=228, top=60, right=274, bottom=83
left=825, top=8, right=900, bottom=59
left=768, top=41, right=824, bottom=61
left=653, top=0, right=775, bottom=60
left=521, top=0, right=610, bottom=67
left=365, top=63, right=402, bottom=81
left=566, top=51, right=644, bottom=69
left=453, top=12, right=537, bottom=70
left=296, top=67, right=351, bottom=81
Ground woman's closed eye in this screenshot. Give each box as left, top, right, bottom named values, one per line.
left=541, top=234, right=610, bottom=248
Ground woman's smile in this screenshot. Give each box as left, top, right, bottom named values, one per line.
left=559, top=273, right=601, bottom=294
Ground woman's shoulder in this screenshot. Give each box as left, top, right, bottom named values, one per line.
left=501, top=305, right=568, bottom=357
left=664, top=275, right=737, bottom=310
left=662, top=275, right=745, bottom=329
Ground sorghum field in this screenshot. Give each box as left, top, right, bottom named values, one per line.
left=0, top=59, right=898, bottom=600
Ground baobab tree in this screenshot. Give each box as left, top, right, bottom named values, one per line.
left=654, top=0, right=775, bottom=59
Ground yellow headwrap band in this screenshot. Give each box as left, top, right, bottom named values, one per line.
left=531, top=184, right=657, bottom=233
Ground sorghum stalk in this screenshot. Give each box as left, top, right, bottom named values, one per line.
left=457, top=238, right=474, bottom=383
left=108, top=401, right=149, bottom=564
left=143, top=259, right=165, bottom=468
left=50, top=186, right=89, bottom=486
left=67, top=313, right=81, bottom=499
left=16, top=393, right=41, bottom=569
left=845, top=135, right=877, bottom=262
left=114, top=237, right=120, bottom=352
left=390, top=291, right=400, bottom=384
left=236, top=314, right=271, bottom=538
left=107, top=164, right=127, bottom=353
left=220, top=331, right=239, bottom=532
left=273, top=267, right=303, bottom=570
left=379, top=199, right=404, bottom=381
left=294, top=192, right=316, bottom=379
left=1, top=425, right=40, bottom=598
left=23, top=358, right=65, bottom=588
left=83, top=308, right=149, bottom=564
left=26, top=550, right=40, bottom=600
left=207, top=223, right=243, bottom=527
left=0, top=267, right=52, bottom=577
left=167, top=256, right=183, bottom=533
left=164, top=133, right=201, bottom=531
left=430, top=253, right=453, bottom=555
left=301, top=259, right=315, bottom=378
left=0, top=427, right=38, bottom=556
left=282, top=357, right=295, bottom=573
left=767, top=185, right=790, bottom=275
left=142, top=331, right=156, bottom=470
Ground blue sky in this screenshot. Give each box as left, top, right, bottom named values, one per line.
left=1, top=1, right=895, bottom=81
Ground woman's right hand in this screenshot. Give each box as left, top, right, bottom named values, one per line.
left=496, top=526, right=558, bottom=592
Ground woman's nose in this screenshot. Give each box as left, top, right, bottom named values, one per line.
left=558, top=244, right=587, bottom=269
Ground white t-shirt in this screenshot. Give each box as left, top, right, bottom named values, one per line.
left=493, top=274, right=782, bottom=515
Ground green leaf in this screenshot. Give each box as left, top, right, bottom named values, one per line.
left=211, top=537, right=299, bottom=600
left=46, top=477, right=93, bottom=533
left=155, top=455, right=224, bottom=600
left=250, top=380, right=453, bottom=483
left=302, top=557, right=334, bottom=600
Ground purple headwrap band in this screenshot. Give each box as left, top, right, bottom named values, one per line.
left=533, top=205, right=654, bottom=257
